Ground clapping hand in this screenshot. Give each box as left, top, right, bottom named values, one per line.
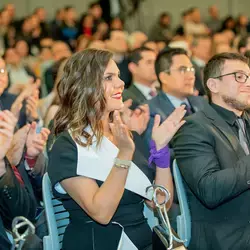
left=109, top=110, right=135, bottom=156
left=0, top=110, right=17, bottom=160
left=26, top=122, right=50, bottom=159
left=121, top=99, right=150, bottom=135
left=152, top=106, right=186, bottom=150
left=11, top=79, right=40, bottom=121
left=6, top=124, right=30, bottom=166
left=26, top=89, right=39, bottom=121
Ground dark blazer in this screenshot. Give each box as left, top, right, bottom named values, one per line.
left=0, top=158, right=37, bottom=230
left=0, top=214, right=11, bottom=250
left=0, top=91, right=27, bottom=128
left=122, top=84, right=147, bottom=110
left=143, top=90, right=207, bottom=149
left=172, top=103, right=250, bottom=250
left=191, top=59, right=205, bottom=96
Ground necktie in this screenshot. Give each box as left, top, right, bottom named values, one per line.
left=181, top=102, right=193, bottom=116
left=236, top=118, right=249, bottom=155
left=12, top=166, right=24, bottom=185
left=149, top=90, right=157, bottom=97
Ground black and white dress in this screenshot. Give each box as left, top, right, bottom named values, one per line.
left=48, top=129, right=156, bottom=250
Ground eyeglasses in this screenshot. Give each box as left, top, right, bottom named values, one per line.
left=166, top=66, right=195, bottom=75
left=211, top=72, right=250, bottom=84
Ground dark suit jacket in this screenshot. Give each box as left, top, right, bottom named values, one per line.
left=0, top=158, right=37, bottom=230
left=143, top=90, right=207, bottom=149
left=122, top=84, right=147, bottom=110
left=173, top=103, right=250, bottom=250
left=132, top=131, right=155, bottom=182
left=191, top=59, right=205, bottom=96
left=0, top=91, right=27, bottom=128
left=0, top=214, right=11, bottom=250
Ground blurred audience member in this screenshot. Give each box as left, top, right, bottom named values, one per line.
left=142, top=40, right=159, bottom=54
left=206, top=5, right=221, bottom=33
left=123, top=47, right=157, bottom=109
left=128, top=31, right=148, bottom=51
left=88, top=2, right=103, bottom=32
left=79, top=14, right=94, bottom=38
left=238, top=35, right=250, bottom=55
left=220, top=16, right=236, bottom=33
left=4, top=48, right=36, bottom=92
left=149, top=12, right=172, bottom=42
left=191, top=36, right=212, bottom=95
left=15, top=39, right=37, bottom=70
left=185, top=7, right=210, bottom=36
left=110, top=17, right=124, bottom=31
left=44, top=41, right=71, bottom=94
left=105, top=30, right=131, bottom=87
left=235, top=14, right=249, bottom=37
left=61, top=6, right=78, bottom=49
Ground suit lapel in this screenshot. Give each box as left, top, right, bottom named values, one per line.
left=130, top=85, right=147, bottom=103
left=157, top=91, right=175, bottom=120
left=202, top=105, right=246, bottom=159
left=188, top=96, right=206, bottom=113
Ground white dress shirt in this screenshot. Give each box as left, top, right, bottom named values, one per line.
left=165, top=93, right=190, bottom=108
left=134, top=82, right=157, bottom=100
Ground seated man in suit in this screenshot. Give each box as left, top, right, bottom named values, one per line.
left=173, top=52, right=250, bottom=250
left=143, top=47, right=206, bottom=149
left=122, top=47, right=158, bottom=109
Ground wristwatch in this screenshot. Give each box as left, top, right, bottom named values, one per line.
left=114, top=158, right=131, bottom=169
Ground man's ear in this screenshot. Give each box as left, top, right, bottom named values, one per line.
left=128, top=62, right=137, bottom=74
left=206, top=78, right=219, bottom=94
left=159, top=71, right=167, bottom=87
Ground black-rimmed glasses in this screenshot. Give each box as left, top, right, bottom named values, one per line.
left=211, top=72, right=250, bottom=84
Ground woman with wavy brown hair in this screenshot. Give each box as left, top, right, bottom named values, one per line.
left=48, top=48, right=186, bottom=250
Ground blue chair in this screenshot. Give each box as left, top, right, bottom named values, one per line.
left=143, top=203, right=159, bottom=230
left=173, top=159, right=191, bottom=247
left=42, top=173, right=69, bottom=250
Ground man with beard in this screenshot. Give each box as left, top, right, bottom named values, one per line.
left=173, top=52, right=250, bottom=250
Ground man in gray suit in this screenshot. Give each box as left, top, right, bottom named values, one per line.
left=143, top=47, right=206, bottom=148
left=122, top=47, right=157, bottom=110
left=173, top=53, right=250, bottom=249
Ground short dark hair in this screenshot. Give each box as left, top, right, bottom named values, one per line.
left=64, top=5, right=74, bottom=12
left=203, top=52, right=248, bottom=102
left=155, top=47, right=187, bottom=86
left=88, top=2, right=100, bottom=9
left=129, top=46, right=155, bottom=65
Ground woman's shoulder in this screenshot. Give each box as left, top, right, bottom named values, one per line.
left=49, top=130, right=77, bottom=153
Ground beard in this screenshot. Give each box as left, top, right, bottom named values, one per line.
left=222, top=94, right=250, bottom=111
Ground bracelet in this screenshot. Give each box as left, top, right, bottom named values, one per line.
left=114, top=158, right=131, bottom=169
left=148, top=140, right=170, bottom=169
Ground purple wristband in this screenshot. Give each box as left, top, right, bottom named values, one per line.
left=148, top=140, right=170, bottom=168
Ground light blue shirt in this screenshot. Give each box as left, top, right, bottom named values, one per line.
left=165, top=93, right=190, bottom=108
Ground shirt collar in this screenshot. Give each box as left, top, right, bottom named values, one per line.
left=165, top=93, right=190, bottom=108
left=211, top=103, right=239, bottom=126
left=134, top=82, right=155, bottom=100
